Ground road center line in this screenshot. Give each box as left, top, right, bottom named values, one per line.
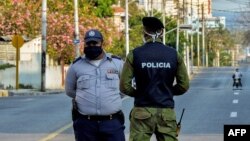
left=38, top=122, right=72, bottom=141
left=38, top=97, right=130, bottom=141
left=233, top=92, right=239, bottom=95
left=230, top=112, right=237, bottom=118
left=232, top=99, right=238, bottom=104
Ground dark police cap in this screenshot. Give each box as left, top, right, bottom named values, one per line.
left=84, top=29, right=103, bottom=43
left=142, top=17, right=164, bottom=31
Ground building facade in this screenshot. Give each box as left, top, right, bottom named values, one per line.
left=137, top=0, right=225, bottom=29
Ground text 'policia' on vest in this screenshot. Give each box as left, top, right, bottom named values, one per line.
left=141, top=62, right=171, bottom=69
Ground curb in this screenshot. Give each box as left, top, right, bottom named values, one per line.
left=0, top=90, right=9, bottom=97
left=1, top=89, right=65, bottom=97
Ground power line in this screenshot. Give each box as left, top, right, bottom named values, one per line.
left=225, top=0, right=250, bottom=5
left=212, top=9, right=250, bottom=13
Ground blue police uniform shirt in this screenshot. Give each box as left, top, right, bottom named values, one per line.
left=65, top=52, right=124, bottom=115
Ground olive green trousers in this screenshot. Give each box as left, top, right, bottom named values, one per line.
left=129, top=107, right=178, bottom=141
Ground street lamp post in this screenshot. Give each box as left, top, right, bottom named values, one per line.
left=74, top=0, right=80, bottom=58
left=162, top=0, right=166, bottom=45
left=41, top=0, right=47, bottom=92
left=176, top=1, right=180, bottom=52
left=125, top=0, right=138, bottom=55
left=125, top=0, right=129, bottom=55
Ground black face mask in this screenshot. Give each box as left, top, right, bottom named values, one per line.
left=84, top=46, right=103, bottom=60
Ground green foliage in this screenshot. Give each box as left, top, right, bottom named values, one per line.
left=0, top=0, right=12, bottom=9
left=6, top=84, right=14, bottom=90
left=48, top=1, right=73, bottom=14
left=205, top=25, right=235, bottom=66
left=220, top=51, right=231, bottom=66
left=88, top=0, right=117, bottom=17
left=0, top=0, right=197, bottom=64
left=164, top=16, right=187, bottom=57
left=207, top=51, right=216, bottom=66
left=125, top=7, right=188, bottom=58
left=0, top=63, right=15, bottom=70
left=106, top=37, right=126, bottom=59
left=19, top=83, right=33, bottom=89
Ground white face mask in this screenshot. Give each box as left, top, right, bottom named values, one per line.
left=142, top=35, right=146, bottom=43
left=143, top=30, right=163, bottom=42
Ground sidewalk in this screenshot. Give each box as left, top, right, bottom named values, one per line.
left=0, top=89, right=65, bottom=97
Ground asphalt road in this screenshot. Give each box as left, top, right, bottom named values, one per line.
left=0, top=64, right=250, bottom=141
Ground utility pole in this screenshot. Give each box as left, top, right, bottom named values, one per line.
left=186, top=32, right=190, bottom=76
left=190, top=0, right=194, bottom=73
left=74, top=0, right=80, bottom=58
left=202, top=3, right=205, bottom=67
left=182, top=0, right=185, bottom=22
left=184, top=0, right=190, bottom=76
left=231, top=49, right=235, bottom=66
left=162, top=0, right=166, bottom=44
left=176, top=0, right=180, bottom=52
left=197, top=0, right=200, bottom=67
left=151, top=0, right=153, bottom=16
left=206, top=50, right=208, bottom=67
left=125, top=0, right=129, bottom=55
left=41, top=0, right=47, bottom=92
left=145, top=0, right=148, bottom=15
left=191, top=32, right=193, bottom=71
left=147, top=0, right=150, bottom=16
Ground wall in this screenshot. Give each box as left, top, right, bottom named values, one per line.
left=0, top=53, right=64, bottom=90
left=0, top=36, right=66, bottom=90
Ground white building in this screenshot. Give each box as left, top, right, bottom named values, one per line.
left=137, top=0, right=225, bottom=29
left=112, top=5, right=125, bottom=32
left=205, top=16, right=226, bottom=29
left=138, top=0, right=212, bottom=18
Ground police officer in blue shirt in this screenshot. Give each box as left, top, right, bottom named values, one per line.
left=65, top=29, right=125, bottom=141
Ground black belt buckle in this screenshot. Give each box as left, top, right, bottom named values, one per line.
left=86, top=115, right=112, bottom=120
left=84, top=111, right=121, bottom=120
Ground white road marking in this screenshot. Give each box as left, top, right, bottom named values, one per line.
left=233, top=92, right=239, bottom=95
left=232, top=99, right=238, bottom=104
left=230, top=112, right=237, bottom=118
left=38, top=122, right=72, bottom=141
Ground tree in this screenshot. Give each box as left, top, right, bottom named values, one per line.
left=0, top=0, right=120, bottom=86
left=118, top=1, right=187, bottom=58
left=205, top=25, right=235, bottom=66
left=0, top=0, right=41, bottom=37
left=87, top=0, right=116, bottom=17
left=46, top=1, right=119, bottom=85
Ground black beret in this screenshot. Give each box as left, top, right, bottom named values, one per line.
left=142, top=17, right=164, bottom=31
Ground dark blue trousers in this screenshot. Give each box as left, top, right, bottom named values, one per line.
left=73, top=117, right=125, bottom=141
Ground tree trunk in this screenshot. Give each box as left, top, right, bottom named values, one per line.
left=216, top=50, right=220, bottom=67
left=60, top=58, right=65, bottom=87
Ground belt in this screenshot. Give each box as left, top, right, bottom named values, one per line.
left=78, top=111, right=122, bottom=121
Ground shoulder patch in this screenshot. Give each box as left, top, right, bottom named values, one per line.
left=111, top=55, right=122, bottom=60
left=73, top=57, right=81, bottom=64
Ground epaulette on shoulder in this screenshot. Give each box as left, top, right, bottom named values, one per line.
left=111, top=55, right=122, bottom=60
left=73, top=56, right=81, bottom=64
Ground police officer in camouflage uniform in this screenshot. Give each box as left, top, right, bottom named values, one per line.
left=65, top=29, right=125, bottom=141
left=120, top=17, right=189, bottom=141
